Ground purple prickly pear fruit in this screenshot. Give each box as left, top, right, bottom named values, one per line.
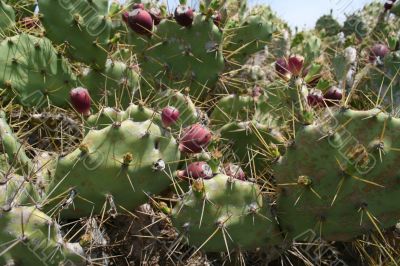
left=307, top=89, right=324, bottom=108
left=179, top=124, right=212, bottom=153
left=149, top=7, right=162, bottom=25
left=223, top=163, right=246, bottom=181
left=288, top=55, right=304, bottom=76
left=177, top=161, right=213, bottom=180
left=70, top=87, right=91, bottom=115
left=275, top=58, right=291, bottom=80
left=369, top=44, right=390, bottom=63
left=324, top=86, right=343, bottom=106
left=132, top=3, right=144, bottom=10
left=174, top=5, right=194, bottom=27
left=161, top=106, right=180, bottom=127
left=385, top=0, right=395, bottom=10
left=212, top=11, right=222, bottom=27
left=125, top=9, right=153, bottom=36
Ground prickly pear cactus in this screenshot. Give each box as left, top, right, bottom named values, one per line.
left=38, top=0, right=113, bottom=67
left=128, top=14, right=224, bottom=97
left=0, top=206, right=84, bottom=266
left=275, top=108, right=400, bottom=241
left=80, top=59, right=140, bottom=108
left=315, top=13, right=341, bottom=36
left=172, top=174, right=282, bottom=251
left=0, top=111, right=32, bottom=174
left=0, top=34, right=77, bottom=107
left=44, top=119, right=180, bottom=218
left=0, top=0, right=15, bottom=36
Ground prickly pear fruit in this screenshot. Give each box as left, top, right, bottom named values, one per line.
left=149, top=7, right=162, bottom=25
left=307, top=89, right=324, bottom=107
left=223, top=163, right=246, bottom=181
left=179, top=124, right=212, bottom=154
left=161, top=106, right=180, bottom=128
left=212, top=11, right=222, bottom=26
left=288, top=55, right=304, bottom=76
left=369, top=44, right=390, bottom=63
left=323, top=86, right=343, bottom=106
left=126, top=9, right=153, bottom=35
left=177, top=161, right=213, bottom=180
left=132, top=3, right=144, bottom=10
left=70, top=87, right=91, bottom=115
left=174, top=5, right=194, bottom=27
left=275, top=58, right=290, bottom=80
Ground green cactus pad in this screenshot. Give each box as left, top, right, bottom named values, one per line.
left=0, top=1, right=15, bottom=36
left=218, top=121, right=284, bottom=173
left=0, top=111, right=33, bottom=174
left=0, top=206, right=84, bottom=266
left=80, top=60, right=140, bottom=109
left=129, top=14, right=224, bottom=97
left=0, top=34, right=77, bottom=107
left=172, top=174, right=282, bottom=252
left=44, top=119, right=180, bottom=218
left=38, top=0, right=112, bottom=67
left=275, top=108, right=400, bottom=241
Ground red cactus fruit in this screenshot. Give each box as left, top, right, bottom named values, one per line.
left=223, top=163, right=246, bottom=181
left=369, top=44, right=390, bottom=63
left=179, top=124, right=212, bottom=154
left=275, top=58, right=291, bottom=80
left=161, top=106, right=180, bottom=127
left=177, top=161, right=213, bottom=180
left=385, top=0, right=395, bottom=10
left=212, top=11, right=222, bottom=27
left=323, top=86, right=343, bottom=106
left=288, top=55, right=304, bottom=76
left=70, top=87, right=91, bottom=115
left=132, top=3, right=144, bottom=10
left=174, top=5, right=194, bottom=27
left=149, top=7, right=162, bottom=25
left=125, top=9, right=153, bottom=36
left=307, top=89, right=324, bottom=107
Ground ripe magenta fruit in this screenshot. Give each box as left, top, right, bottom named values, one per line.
left=149, top=7, right=162, bottom=25
left=369, top=44, right=390, bottom=63
left=212, top=11, right=222, bottom=27
left=70, top=87, right=91, bottom=115
left=179, top=124, right=212, bottom=154
left=161, top=106, right=180, bottom=127
left=385, top=0, right=395, bottom=10
left=132, top=3, right=144, bottom=10
left=288, top=55, right=304, bottom=76
left=223, top=163, right=246, bottom=181
left=275, top=58, right=289, bottom=75
left=324, top=86, right=343, bottom=106
left=174, top=5, right=194, bottom=27
left=177, top=162, right=213, bottom=180
left=307, top=89, right=324, bottom=107
left=125, top=9, right=153, bottom=36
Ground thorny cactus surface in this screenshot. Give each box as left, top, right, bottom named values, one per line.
left=0, top=0, right=400, bottom=265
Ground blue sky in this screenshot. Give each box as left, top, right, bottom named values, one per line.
left=162, top=0, right=379, bottom=29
